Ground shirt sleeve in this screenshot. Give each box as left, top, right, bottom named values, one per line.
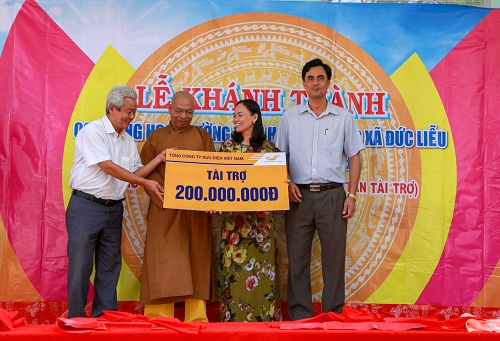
left=343, top=114, right=365, bottom=158
left=76, top=123, right=112, bottom=167
left=273, top=109, right=290, bottom=153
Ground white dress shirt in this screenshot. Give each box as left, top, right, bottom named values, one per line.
left=68, top=115, right=143, bottom=200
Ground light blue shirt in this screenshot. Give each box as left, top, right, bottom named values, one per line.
left=274, top=102, right=364, bottom=184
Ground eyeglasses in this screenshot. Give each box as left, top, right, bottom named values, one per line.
left=172, top=107, right=194, bottom=115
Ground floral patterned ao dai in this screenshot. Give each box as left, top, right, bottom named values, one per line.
left=217, top=140, right=281, bottom=322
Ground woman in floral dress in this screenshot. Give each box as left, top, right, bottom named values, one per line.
left=217, top=99, right=281, bottom=322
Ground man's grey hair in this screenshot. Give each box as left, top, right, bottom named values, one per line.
left=106, top=85, right=137, bottom=114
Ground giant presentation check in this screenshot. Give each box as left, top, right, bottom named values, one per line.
left=163, top=150, right=289, bottom=211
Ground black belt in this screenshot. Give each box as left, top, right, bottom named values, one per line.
left=72, top=190, right=125, bottom=206
left=297, top=182, right=343, bottom=192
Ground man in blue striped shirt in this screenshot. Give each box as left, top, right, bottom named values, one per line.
left=274, top=58, right=364, bottom=320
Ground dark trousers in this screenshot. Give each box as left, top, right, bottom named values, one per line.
left=285, top=186, right=347, bottom=320
left=66, top=194, right=123, bottom=318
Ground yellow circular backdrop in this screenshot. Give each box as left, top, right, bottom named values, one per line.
left=123, top=13, right=421, bottom=303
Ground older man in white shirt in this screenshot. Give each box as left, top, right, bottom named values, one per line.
left=66, top=85, right=165, bottom=318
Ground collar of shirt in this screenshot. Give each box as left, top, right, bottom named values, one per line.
left=101, top=115, right=125, bottom=139
left=298, top=101, right=341, bottom=119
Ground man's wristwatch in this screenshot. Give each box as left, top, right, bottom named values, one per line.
left=347, top=193, right=357, bottom=201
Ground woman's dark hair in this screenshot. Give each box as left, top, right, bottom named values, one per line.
left=231, top=99, right=266, bottom=151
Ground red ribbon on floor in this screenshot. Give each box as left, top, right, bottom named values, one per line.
left=268, top=307, right=475, bottom=331
left=56, top=310, right=206, bottom=334
left=0, top=308, right=25, bottom=332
